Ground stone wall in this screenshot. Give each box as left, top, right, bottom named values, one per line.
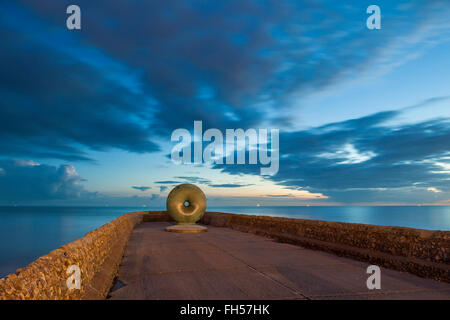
left=1, top=210, right=448, bottom=300
left=142, top=211, right=173, bottom=222
left=201, top=212, right=450, bottom=282
left=0, top=212, right=145, bottom=300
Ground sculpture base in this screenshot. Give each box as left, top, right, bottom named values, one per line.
left=165, top=224, right=208, bottom=233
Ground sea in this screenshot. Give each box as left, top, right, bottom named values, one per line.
left=1, top=205, right=449, bottom=278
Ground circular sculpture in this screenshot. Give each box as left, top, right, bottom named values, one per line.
left=165, top=183, right=207, bottom=233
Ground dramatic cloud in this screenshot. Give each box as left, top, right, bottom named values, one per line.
left=1, top=0, right=449, bottom=164
left=1, top=1, right=450, bottom=204
left=0, top=159, right=91, bottom=202
left=0, top=2, right=160, bottom=161
left=213, top=108, right=450, bottom=203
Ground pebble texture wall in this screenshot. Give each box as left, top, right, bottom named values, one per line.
left=0, top=212, right=145, bottom=300
left=1, top=210, right=448, bottom=300
left=201, top=212, right=450, bottom=282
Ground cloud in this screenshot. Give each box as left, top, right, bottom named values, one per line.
left=174, top=176, right=211, bottom=185
left=319, top=144, right=377, bottom=165
left=0, top=2, right=159, bottom=161
left=0, top=159, right=91, bottom=202
left=1, top=1, right=450, bottom=205
left=213, top=107, right=450, bottom=203
left=160, top=176, right=253, bottom=188
left=1, top=0, right=448, bottom=165
left=209, top=183, right=253, bottom=188
left=132, top=186, right=151, bottom=192
left=155, top=180, right=182, bottom=184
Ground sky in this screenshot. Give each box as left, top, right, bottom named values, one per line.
left=0, top=0, right=449, bottom=207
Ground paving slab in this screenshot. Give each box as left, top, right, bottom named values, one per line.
left=109, top=222, right=450, bottom=300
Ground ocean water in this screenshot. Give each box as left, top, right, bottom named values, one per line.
left=209, top=206, right=450, bottom=230
left=0, top=206, right=143, bottom=279
left=0, top=205, right=449, bottom=278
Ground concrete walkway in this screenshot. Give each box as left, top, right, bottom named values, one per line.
left=109, top=222, right=450, bottom=300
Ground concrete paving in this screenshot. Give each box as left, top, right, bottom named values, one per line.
left=108, top=222, right=450, bottom=300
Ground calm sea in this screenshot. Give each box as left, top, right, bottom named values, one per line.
left=0, top=205, right=449, bottom=278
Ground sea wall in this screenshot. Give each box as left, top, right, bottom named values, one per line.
left=200, top=212, right=450, bottom=282
left=0, top=212, right=145, bottom=300
left=1, top=210, right=448, bottom=300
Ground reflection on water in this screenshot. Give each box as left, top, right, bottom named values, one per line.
left=0, top=205, right=449, bottom=278
left=0, top=206, right=144, bottom=278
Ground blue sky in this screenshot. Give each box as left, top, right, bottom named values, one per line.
left=0, top=0, right=449, bottom=206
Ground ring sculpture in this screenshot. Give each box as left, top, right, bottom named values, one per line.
left=165, top=183, right=207, bottom=233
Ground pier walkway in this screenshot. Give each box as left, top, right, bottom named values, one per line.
left=108, top=222, right=450, bottom=300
